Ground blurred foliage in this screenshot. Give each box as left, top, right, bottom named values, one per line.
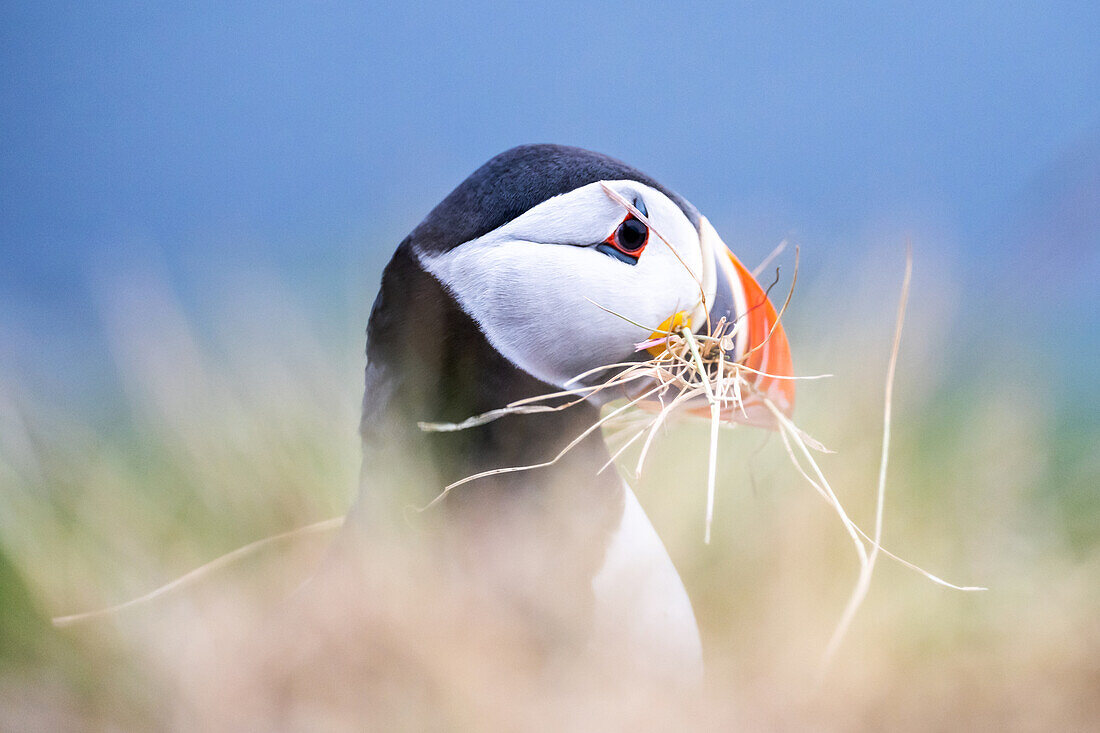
left=0, top=547, right=46, bottom=668
left=0, top=260, right=1097, bottom=729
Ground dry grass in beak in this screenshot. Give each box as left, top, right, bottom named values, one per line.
left=417, top=243, right=984, bottom=663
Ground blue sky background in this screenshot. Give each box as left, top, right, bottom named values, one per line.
left=2, top=1, right=1098, bottom=405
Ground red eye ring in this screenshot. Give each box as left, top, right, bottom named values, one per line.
left=604, top=215, right=649, bottom=258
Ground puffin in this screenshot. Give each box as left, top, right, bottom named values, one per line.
left=345, top=144, right=793, bottom=684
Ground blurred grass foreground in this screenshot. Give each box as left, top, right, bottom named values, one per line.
left=0, top=249, right=1097, bottom=730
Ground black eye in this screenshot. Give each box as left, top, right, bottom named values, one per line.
left=614, top=217, right=649, bottom=252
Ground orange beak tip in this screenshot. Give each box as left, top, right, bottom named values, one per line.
left=724, top=249, right=796, bottom=427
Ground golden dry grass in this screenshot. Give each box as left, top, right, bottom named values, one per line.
left=1, top=257, right=1097, bottom=730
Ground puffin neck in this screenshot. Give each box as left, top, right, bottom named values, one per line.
left=356, top=242, right=622, bottom=521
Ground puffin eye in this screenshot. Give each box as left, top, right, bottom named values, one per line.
left=614, top=218, right=649, bottom=252
left=594, top=196, right=650, bottom=264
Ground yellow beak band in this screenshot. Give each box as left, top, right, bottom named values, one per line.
left=646, top=310, right=692, bottom=357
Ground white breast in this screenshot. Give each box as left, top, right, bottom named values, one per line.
left=589, top=483, right=703, bottom=683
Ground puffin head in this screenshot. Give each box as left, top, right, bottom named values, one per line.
left=354, top=145, right=795, bottom=598
left=408, top=144, right=794, bottom=423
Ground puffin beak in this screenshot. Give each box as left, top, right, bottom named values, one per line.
left=629, top=216, right=800, bottom=429
left=714, top=240, right=796, bottom=427
left=643, top=218, right=795, bottom=429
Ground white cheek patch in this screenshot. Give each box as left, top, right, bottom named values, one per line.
left=418, top=182, right=713, bottom=387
